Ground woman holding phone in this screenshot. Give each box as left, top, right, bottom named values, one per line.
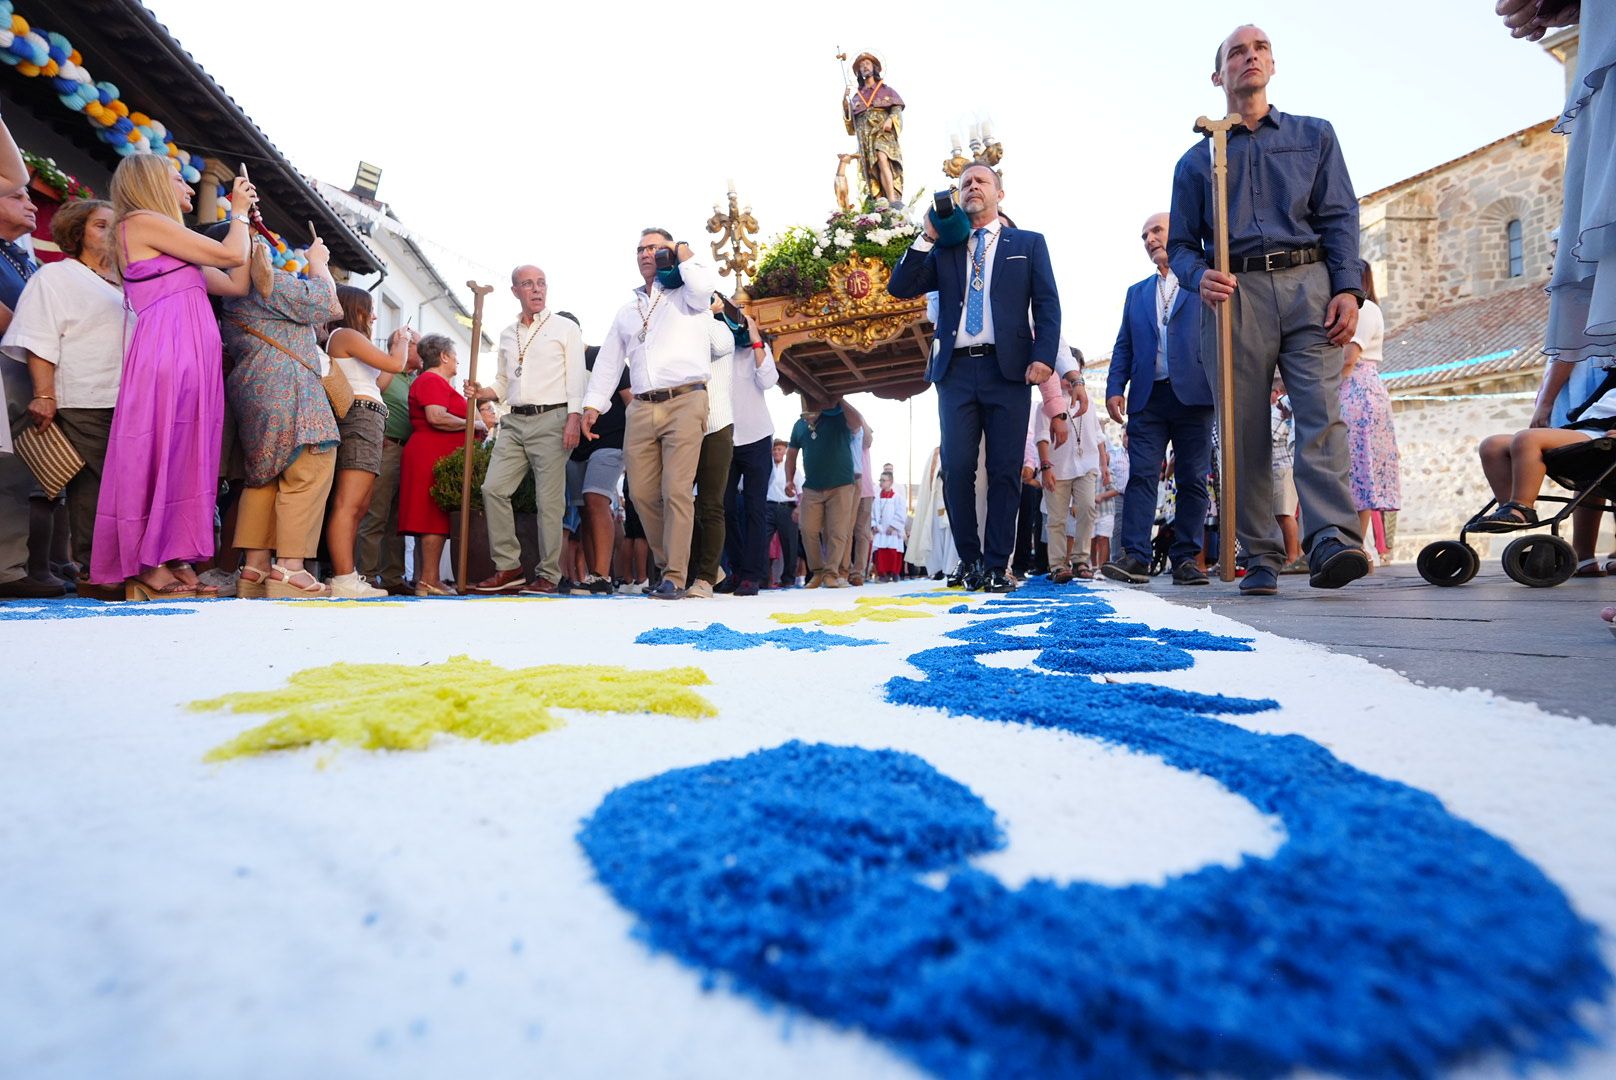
left=320, top=285, right=414, bottom=597
left=91, top=154, right=255, bottom=599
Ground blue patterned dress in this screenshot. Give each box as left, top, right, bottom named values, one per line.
left=1338, top=300, right=1401, bottom=512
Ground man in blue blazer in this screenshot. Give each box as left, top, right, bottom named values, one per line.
left=888, top=164, right=1061, bottom=592
left=1100, top=212, right=1214, bottom=586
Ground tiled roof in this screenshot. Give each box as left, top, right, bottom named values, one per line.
left=1381, top=285, right=1547, bottom=389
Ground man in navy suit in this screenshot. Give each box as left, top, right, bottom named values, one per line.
left=888, top=164, right=1061, bottom=592
left=1100, top=213, right=1213, bottom=586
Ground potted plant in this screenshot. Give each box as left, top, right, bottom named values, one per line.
left=430, top=443, right=540, bottom=585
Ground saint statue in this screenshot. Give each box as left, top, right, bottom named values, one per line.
left=843, top=52, right=904, bottom=205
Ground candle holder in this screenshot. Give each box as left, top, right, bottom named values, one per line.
left=706, top=185, right=761, bottom=290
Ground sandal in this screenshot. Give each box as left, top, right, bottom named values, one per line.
left=266, top=564, right=328, bottom=600
left=1575, top=559, right=1606, bottom=578
left=125, top=574, right=195, bottom=601
left=1073, top=562, right=1095, bottom=580
left=1470, top=501, right=1538, bottom=533
left=166, top=560, right=220, bottom=598
left=238, top=565, right=271, bottom=599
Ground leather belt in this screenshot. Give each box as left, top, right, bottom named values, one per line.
left=633, top=382, right=706, bottom=403
left=1233, top=246, right=1322, bottom=273
left=509, top=402, right=566, bottom=416
left=952, top=343, right=997, bottom=358
left=350, top=398, right=387, bottom=415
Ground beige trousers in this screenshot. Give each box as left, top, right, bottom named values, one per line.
left=800, top=483, right=858, bottom=576
left=1044, top=471, right=1098, bottom=568
left=623, top=390, right=706, bottom=588
left=233, top=447, right=337, bottom=558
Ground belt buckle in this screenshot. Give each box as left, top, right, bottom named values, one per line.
left=1263, top=251, right=1284, bottom=272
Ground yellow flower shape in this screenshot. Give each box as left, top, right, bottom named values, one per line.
left=771, top=593, right=967, bottom=626
left=192, top=655, right=714, bottom=761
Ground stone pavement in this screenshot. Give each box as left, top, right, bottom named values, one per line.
left=1134, top=561, right=1615, bottom=725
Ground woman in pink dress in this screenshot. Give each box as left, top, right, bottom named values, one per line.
left=92, top=154, right=256, bottom=599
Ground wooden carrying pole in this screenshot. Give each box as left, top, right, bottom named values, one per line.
left=1195, top=113, right=1242, bottom=582
left=457, top=281, right=495, bottom=594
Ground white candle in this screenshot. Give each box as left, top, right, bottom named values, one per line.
left=970, top=123, right=982, bottom=143
left=981, top=119, right=994, bottom=140
left=727, top=176, right=737, bottom=193
left=950, top=133, right=963, bottom=152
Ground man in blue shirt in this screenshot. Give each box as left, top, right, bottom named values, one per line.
left=1167, top=24, right=1369, bottom=596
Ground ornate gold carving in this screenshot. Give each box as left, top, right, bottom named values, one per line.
left=765, top=256, right=929, bottom=351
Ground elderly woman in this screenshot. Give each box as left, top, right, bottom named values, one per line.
left=220, top=237, right=343, bottom=599
left=0, top=198, right=133, bottom=599
left=398, top=334, right=467, bottom=596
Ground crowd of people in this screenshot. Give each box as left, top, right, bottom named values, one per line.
left=0, top=9, right=1608, bottom=606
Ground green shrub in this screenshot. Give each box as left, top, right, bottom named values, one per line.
left=430, top=442, right=538, bottom=514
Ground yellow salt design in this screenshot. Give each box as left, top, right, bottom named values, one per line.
left=192, top=655, right=714, bottom=761
left=770, top=595, right=963, bottom=626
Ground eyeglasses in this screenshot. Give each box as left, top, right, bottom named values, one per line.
left=635, top=244, right=661, bottom=255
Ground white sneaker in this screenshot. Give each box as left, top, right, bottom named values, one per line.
left=686, top=580, right=714, bottom=599
left=327, top=572, right=388, bottom=598
left=617, top=580, right=645, bottom=596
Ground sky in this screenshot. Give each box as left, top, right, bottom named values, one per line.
left=138, top=0, right=1572, bottom=485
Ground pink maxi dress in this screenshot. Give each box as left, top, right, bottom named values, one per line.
left=91, top=249, right=224, bottom=583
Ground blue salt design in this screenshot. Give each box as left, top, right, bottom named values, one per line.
left=581, top=579, right=1609, bottom=1078
left=636, top=624, right=879, bottom=652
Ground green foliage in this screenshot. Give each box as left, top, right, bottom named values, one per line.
left=750, top=201, right=920, bottom=301
left=430, top=441, right=538, bottom=514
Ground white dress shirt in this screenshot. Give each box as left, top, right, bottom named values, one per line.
left=767, top=459, right=803, bottom=501
left=705, top=318, right=736, bottom=432
left=730, top=341, right=778, bottom=446
left=1153, top=270, right=1180, bottom=381
left=583, top=256, right=722, bottom=414
left=0, top=259, right=132, bottom=409
left=495, top=308, right=587, bottom=411
left=952, top=219, right=1002, bottom=349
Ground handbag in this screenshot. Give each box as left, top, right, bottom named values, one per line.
left=13, top=420, right=86, bottom=499
left=230, top=320, right=353, bottom=419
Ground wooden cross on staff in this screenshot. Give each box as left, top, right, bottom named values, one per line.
left=457, top=280, right=495, bottom=595
left=1194, top=112, right=1242, bottom=583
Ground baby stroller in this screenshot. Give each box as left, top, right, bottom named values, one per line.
left=1417, top=435, right=1616, bottom=588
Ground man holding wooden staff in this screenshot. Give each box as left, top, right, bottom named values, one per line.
left=1168, top=24, right=1370, bottom=596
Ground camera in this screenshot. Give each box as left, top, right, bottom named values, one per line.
left=654, top=244, right=681, bottom=272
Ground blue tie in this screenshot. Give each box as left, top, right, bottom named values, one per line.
left=965, top=227, right=986, bottom=335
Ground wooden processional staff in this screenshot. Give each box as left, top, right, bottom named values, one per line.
left=1194, top=112, right=1242, bottom=583
left=457, top=281, right=495, bottom=595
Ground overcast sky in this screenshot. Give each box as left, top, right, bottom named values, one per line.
left=140, top=0, right=1571, bottom=483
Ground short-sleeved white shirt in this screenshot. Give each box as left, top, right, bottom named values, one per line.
left=0, top=259, right=133, bottom=409
left=1349, top=299, right=1385, bottom=365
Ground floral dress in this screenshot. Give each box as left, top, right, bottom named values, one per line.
left=1338, top=300, right=1402, bottom=512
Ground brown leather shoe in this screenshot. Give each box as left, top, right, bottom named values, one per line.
left=848, top=573, right=865, bottom=587
left=521, top=577, right=558, bottom=594
left=471, top=568, right=528, bottom=594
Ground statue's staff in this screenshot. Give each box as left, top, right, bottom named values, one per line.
left=457, top=280, right=495, bottom=595
left=1194, top=112, right=1241, bottom=582
left=836, top=47, right=855, bottom=135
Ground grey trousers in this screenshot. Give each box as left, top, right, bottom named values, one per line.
left=55, top=407, right=115, bottom=571
left=1202, top=262, right=1360, bottom=572
left=484, top=408, right=567, bottom=582
left=357, top=437, right=407, bottom=586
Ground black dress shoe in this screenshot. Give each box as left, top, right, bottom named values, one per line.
left=982, top=567, right=1017, bottom=593
left=1099, top=554, right=1150, bottom=584
left=961, top=560, right=987, bottom=591
left=1308, top=538, right=1371, bottom=589
left=1240, top=566, right=1280, bottom=595
left=946, top=563, right=969, bottom=588
left=713, top=575, right=739, bottom=594
left=1171, top=560, right=1210, bottom=586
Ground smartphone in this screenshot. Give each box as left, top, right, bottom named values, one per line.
left=239, top=162, right=249, bottom=179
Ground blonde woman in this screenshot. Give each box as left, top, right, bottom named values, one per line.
left=321, top=285, right=413, bottom=597
left=91, top=153, right=254, bottom=599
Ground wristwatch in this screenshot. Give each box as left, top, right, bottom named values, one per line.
left=1054, top=412, right=1069, bottom=420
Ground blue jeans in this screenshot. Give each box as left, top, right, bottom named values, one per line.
left=723, top=435, right=773, bottom=584
left=1121, top=379, right=1213, bottom=566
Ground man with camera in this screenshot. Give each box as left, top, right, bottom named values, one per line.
left=581, top=229, right=721, bottom=600
left=888, top=165, right=1061, bottom=593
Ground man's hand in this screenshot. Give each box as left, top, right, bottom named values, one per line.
left=26, top=395, right=55, bottom=430
left=785, top=479, right=797, bottom=499
left=1050, top=415, right=1069, bottom=448
left=580, top=407, right=600, bottom=441
left=1021, top=465, right=1035, bottom=484
left=921, top=214, right=938, bottom=242
left=1199, top=269, right=1237, bottom=306
left=1040, top=466, right=1056, bottom=493
left=1324, top=294, right=1359, bottom=347
left=1025, top=362, right=1052, bottom=385
left=563, top=412, right=581, bottom=450
left=1071, top=379, right=1090, bottom=417
left=1106, top=394, right=1127, bottom=425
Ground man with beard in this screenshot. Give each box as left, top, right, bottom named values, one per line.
left=843, top=51, right=905, bottom=205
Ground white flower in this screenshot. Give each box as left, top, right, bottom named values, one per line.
left=832, top=229, right=855, bottom=248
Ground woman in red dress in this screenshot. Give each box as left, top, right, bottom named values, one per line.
left=398, top=334, right=467, bottom=596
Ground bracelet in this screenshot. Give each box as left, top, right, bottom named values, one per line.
left=750, top=341, right=765, bottom=350
left=1054, top=412, right=1069, bottom=420
left=32, top=394, right=54, bottom=401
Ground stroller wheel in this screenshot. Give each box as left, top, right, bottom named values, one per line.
left=1417, top=541, right=1479, bottom=587
left=1500, top=534, right=1577, bottom=588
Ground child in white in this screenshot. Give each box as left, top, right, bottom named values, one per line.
left=1034, top=387, right=1103, bottom=580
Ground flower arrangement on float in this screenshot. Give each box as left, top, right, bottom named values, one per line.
left=749, top=202, right=919, bottom=301
left=21, top=149, right=92, bottom=200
